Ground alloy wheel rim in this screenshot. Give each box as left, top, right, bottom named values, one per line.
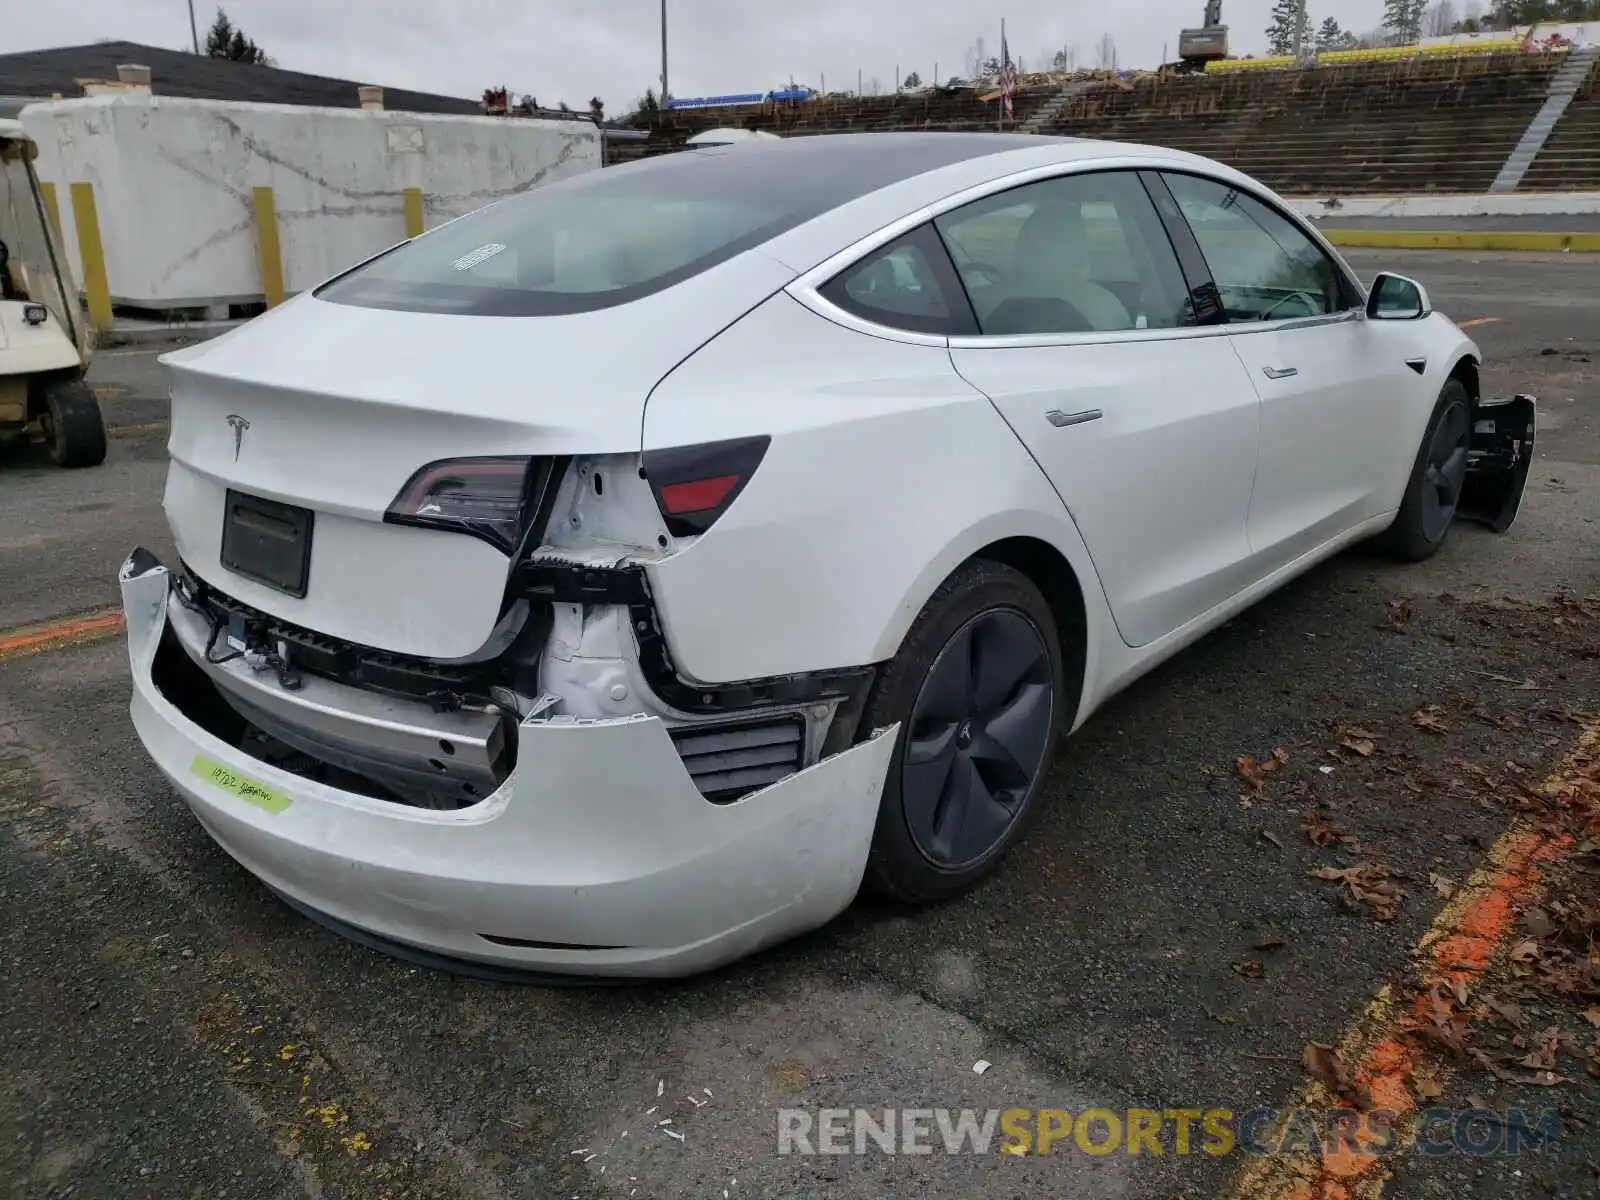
left=1420, top=400, right=1471, bottom=542
left=901, top=609, right=1054, bottom=870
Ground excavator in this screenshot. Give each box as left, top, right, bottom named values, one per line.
left=1177, top=0, right=1230, bottom=72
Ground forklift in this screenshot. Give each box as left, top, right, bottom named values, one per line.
left=0, top=118, right=106, bottom=468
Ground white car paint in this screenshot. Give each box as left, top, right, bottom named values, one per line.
left=641, top=291, right=1113, bottom=692
left=159, top=247, right=796, bottom=659
left=123, top=134, right=1513, bottom=977
left=1232, top=315, right=1420, bottom=561
left=121, top=562, right=897, bottom=977
left=685, top=128, right=781, bottom=146
left=950, top=332, right=1262, bottom=650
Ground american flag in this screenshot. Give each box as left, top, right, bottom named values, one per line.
left=999, top=33, right=1018, bottom=120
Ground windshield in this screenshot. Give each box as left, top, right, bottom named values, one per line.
left=316, top=134, right=1033, bottom=317
left=0, top=145, right=78, bottom=346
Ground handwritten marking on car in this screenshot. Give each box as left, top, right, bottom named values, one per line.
left=191, top=755, right=293, bottom=814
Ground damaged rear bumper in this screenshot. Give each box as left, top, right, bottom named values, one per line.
left=118, top=551, right=898, bottom=979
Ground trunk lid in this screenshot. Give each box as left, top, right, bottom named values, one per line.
left=160, top=250, right=794, bottom=660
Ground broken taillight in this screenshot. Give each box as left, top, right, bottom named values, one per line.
left=642, top=435, right=770, bottom=537
left=384, top=456, right=534, bottom=552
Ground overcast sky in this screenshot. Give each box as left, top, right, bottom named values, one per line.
left=15, top=0, right=1395, bottom=111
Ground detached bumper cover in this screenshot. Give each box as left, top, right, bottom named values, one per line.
left=1460, top=393, right=1536, bottom=534
left=118, top=553, right=898, bottom=978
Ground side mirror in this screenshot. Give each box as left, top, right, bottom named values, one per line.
left=1367, top=272, right=1431, bottom=321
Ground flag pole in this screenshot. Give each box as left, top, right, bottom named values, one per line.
left=998, top=18, right=1005, bottom=130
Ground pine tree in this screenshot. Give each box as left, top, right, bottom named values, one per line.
left=1265, top=0, right=1303, bottom=55
left=204, top=8, right=271, bottom=65
left=1383, top=0, right=1428, bottom=42
left=1316, top=16, right=1346, bottom=48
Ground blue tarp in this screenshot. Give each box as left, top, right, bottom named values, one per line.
left=668, top=88, right=815, bottom=109
left=668, top=93, right=766, bottom=109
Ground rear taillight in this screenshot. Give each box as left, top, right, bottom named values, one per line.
left=385, top=456, right=533, bottom=552
left=642, top=436, right=770, bottom=537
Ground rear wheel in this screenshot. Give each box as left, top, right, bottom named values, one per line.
left=1375, top=377, right=1471, bottom=562
left=862, top=560, right=1066, bottom=903
left=37, top=378, right=107, bottom=469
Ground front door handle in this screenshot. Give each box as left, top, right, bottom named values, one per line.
left=1262, top=366, right=1299, bottom=380
left=1045, top=408, right=1103, bottom=428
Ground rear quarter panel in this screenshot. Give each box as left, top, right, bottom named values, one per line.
left=641, top=292, right=1114, bottom=728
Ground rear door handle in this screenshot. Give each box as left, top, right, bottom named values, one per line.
left=1045, top=408, right=1103, bottom=428
left=1262, top=366, right=1299, bottom=380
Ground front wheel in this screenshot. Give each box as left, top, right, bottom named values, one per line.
left=861, top=560, right=1067, bottom=903
left=37, top=378, right=107, bottom=469
left=1374, top=377, right=1471, bottom=562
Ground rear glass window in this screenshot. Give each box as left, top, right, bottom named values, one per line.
left=316, top=134, right=1033, bottom=317
left=818, top=223, right=977, bottom=336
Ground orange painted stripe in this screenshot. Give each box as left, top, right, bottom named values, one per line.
left=0, top=608, right=126, bottom=662
left=1224, top=721, right=1599, bottom=1200
left=1308, top=831, right=1572, bottom=1194
left=1457, top=316, right=1502, bottom=329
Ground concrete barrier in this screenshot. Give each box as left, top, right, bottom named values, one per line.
left=21, top=90, right=601, bottom=312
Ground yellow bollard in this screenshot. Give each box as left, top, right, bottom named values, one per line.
left=38, top=181, right=65, bottom=249
left=67, top=182, right=113, bottom=331
left=252, top=186, right=286, bottom=307
left=402, top=187, right=425, bottom=238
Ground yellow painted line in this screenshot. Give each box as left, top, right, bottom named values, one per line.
left=1322, top=229, right=1600, bottom=253
left=252, top=186, right=286, bottom=308
left=0, top=608, right=125, bottom=663
left=1456, top=317, right=1502, bottom=329
left=108, top=419, right=170, bottom=440
left=1220, top=719, right=1599, bottom=1200
left=402, top=187, right=425, bottom=238
left=38, top=180, right=64, bottom=249
left=68, top=182, right=114, bottom=330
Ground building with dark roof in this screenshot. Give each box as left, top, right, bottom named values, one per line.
left=0, top=41, right=480, bottom=116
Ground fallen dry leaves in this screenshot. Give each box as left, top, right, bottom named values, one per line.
left=1412, top=705, right=1450, bottom=734
left=1303, top=807, right=1357, bottom=847
left=1310, top=860, right=1406, bottom=921
left=1410, top=1063, right=1444, bottom=1098
left=1302, top=1041, right=1374, bottom=1109
left=1507, top=890, right=1600, bottom=1003
left=1381, top=598, right=1413, bottom=633
left=1237, top=748, right=1289, bottom=791
left=1333, top=723, right=1383, bottom=759
left=1405, top=983, right=1475, bottom=1060
left=1231, top=959, right=1264, bottom=980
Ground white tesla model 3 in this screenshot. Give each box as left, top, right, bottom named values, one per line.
left=119, top=133, right=1534, bottom=979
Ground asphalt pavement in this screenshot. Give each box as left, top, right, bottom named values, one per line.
left=1, top=249, right=1596, bottom=1200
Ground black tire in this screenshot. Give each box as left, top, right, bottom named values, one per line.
left=861, top=559, right=1067, bottom=903
left=1374, top=378, right=1472, bottom=562
left=37, top=377, right=107, bottom=469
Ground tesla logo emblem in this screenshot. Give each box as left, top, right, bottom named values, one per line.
left=225, top=414, right=250, bottom=461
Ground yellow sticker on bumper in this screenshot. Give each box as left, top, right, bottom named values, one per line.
left=190, top=755, right=292, bottom=815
